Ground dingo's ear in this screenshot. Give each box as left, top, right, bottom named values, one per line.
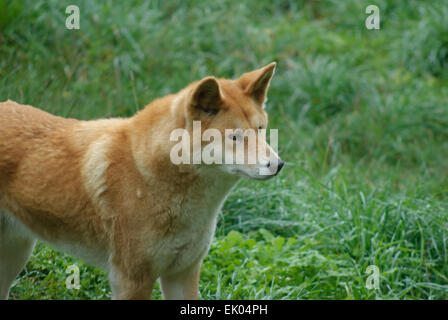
left=238, top=62, right=276, bottom=106
left=190, top=76, right=222, bottom=115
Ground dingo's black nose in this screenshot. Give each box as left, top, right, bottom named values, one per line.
left=276, top=159, right=284, bottom=174
left=268, top=158, right=284, bottom=175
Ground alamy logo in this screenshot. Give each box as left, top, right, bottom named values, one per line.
left=169, top=121, right=279, bottom=175
left=365, top=5, right=380, bottom=30
left=365, top=265, right=380, bottom=290
left=66, top=264, right=81, bottom=290
left=65, top=5, right=80, bottom=30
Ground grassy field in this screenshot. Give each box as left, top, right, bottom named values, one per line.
left=1, top=0, right=448, bottom=299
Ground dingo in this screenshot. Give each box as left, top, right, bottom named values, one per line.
left=0, top=63, right=284, bottom=300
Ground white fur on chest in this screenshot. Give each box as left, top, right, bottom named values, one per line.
left=150, top=174, right=239, bottom=276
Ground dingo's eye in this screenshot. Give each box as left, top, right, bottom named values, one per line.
left=229, top=134, right=241, bottom=142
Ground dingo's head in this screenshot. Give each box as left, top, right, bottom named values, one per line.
left=175, top=62, right=284, bottom=180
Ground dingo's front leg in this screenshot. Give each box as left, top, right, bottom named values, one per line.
left=160, top=261, right=202, bottom=300
left=109, top=264, right=156, bottom=300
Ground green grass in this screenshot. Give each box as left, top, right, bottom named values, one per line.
left=1, top=0, right=447, bottom=299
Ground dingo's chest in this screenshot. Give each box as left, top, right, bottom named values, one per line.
left=148, top=176, right=238, bottom=275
